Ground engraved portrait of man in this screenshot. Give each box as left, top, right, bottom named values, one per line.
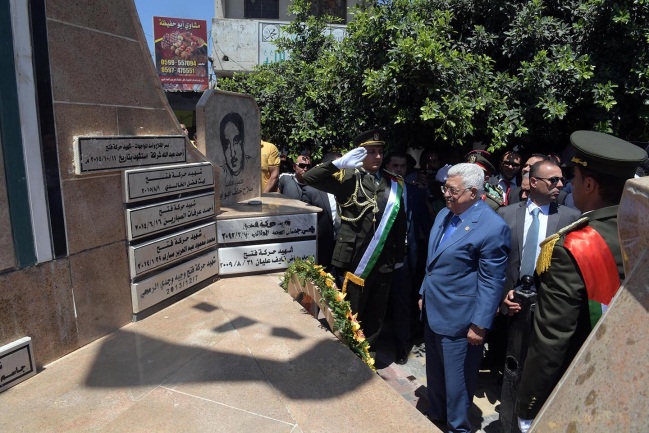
left=219, top=112, right=246, bottom=177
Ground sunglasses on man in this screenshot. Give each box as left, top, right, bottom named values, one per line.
left=534, top=176, right=566, bottom=185
left=297, top=163, right=312, bottom=169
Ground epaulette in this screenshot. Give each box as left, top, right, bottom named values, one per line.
left=484, top=182, right=505, bottom=205
left=536, top=216, right=590, bottom=274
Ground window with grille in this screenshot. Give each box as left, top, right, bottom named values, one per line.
left=244, top=0, right=279, bottom=19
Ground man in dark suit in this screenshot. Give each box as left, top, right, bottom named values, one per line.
left=515, top=132, right=647, bottom=432
left=419, top=163, right=511, bottom=432
left=384, top=152, right=431, bottom=364
left=304, top=130, right=407, bottom=352
left=485, top=160, right=581, bottom=374
left=498, top=160, right=581, bottom=311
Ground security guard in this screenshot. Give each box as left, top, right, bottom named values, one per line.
left=303, top=129, right=407, bottom=352
left=515, top=131, right=648, bottom=432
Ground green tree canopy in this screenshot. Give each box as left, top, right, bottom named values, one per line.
left=218, top=0, right=649, bottom=159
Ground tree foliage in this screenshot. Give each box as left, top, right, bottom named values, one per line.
left=218, top=0, right=649, bottom=157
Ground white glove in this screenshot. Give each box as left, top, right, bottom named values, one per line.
left=517, top=417, right=533, bottom=433
left=332, top=147, right=367, bottom=170
left=435, top=164, right=452, bottom=183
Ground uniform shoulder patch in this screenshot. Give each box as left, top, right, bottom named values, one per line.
left=536, top=216, right=589, bottom=274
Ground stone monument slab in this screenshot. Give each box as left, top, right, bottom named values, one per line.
left=128, top=222, right=217, bottom=278
left=126, top=192, right=216, bottom=240
left=0, top=337, right=36, bottom=393
left=218, top=213, right=317, bottom=245
left=218, top=239, right=316, bottom=275
left=196, top=90, right=261, bottom=205
left=131, top=249, right=219, bottom=313
left=74, top=135, right=186, bottom=173
left=123, top=162, right=215, bottom=203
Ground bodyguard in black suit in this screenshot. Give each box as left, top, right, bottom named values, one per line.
left=303, top=184, right=336, bottom=271
left=498, top=160, right=581, bottom=303
left=485, top=160, right=580, bottom=374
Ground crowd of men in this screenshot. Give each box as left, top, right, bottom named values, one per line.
left=274, top=130, right=647, bottom=433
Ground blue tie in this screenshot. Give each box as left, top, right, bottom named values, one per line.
left=520, top=207, right=541, bottom=277
left=438, top=215, right=461, bottom=248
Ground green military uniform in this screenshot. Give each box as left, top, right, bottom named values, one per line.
left=303, top=131, right=406, bottom=350
left=465, top=150, right=504, bottom=210
left=516, top=131, right=648, bottom=422
left=516, top=206, right=623, bottom=419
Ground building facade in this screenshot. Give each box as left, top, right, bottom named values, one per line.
left=212, top=0, right=362, bottom=77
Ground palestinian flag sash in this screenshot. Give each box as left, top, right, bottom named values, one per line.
left=343, top=175, right=403, bottom=292
left=564, top=226, right=621, bottom=328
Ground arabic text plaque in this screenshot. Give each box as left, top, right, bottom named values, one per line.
left=131, top=249, right=219, bottom=313
left=0, top=337, right=36, bottom=393
left=74, top=135, right=186, bottom=174
left=218, top=240, right=316, bottom=275
left=123, top=162, right=215, bottom=203
left=217, top=213, right=317, bottom=245
left=126, top=192, right=216, bottom=240
left=128, top=222, right=217, bottom=278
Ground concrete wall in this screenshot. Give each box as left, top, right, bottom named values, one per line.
left=0, top=0, right=210, bottom=367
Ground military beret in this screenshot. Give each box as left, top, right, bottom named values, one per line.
left=465, top=150, right=496, bottom=176
left=352, top=129, right=386, bottom=147
left=570, top=131, right=648, bottom=179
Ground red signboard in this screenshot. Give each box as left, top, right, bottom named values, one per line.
left=153, top=16, right=209, bottom=91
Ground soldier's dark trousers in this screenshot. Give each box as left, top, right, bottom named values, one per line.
left=335, top=267, right=393, bottom=352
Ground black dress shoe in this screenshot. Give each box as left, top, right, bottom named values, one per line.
left=395, top=350, right=408, bottom=365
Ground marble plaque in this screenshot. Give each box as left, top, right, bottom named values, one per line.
left=0, top=337, right=36, bottom=393
left=131, top=249, right=219, bottom=313
left=218, top=213, right=317, bottom=245
left=196, top=90, right=261, bottom=205
left=128, top=222, right=217, bottom=278
left=126, top=192, right=216, bottom=240
left=74, top=135, right=186, bottom=174
left=123, top=162, right=215, bottom=203
left=219, top=239, right=316, bottom=275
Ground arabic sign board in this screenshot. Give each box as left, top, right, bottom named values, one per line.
left=0, top=337, right=36, bottom=393
left=218, top=240, right=316, bottom=275
left=74, top=136, right=186, bottom=174
left=126, top=192, right=216, bottom=241
left=131, top=249, right=219, bottom=313
left=258, top=22, right=347, bottom=66
left=154, top=16, right=209, bottom=91
left=123, top=162, right=215, bottom=203
left=128, top=222, right=217, bottom=278
left=217, top=213, right=317, bottom=245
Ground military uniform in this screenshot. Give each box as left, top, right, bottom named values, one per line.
left=465, top=150, right=505, bottom=210
left=303, top=131, right=406, bottom=349
left=516, top=131, right=648, bottom=424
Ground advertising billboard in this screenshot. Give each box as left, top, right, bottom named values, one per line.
left=153, top=16, right=209, bottom=91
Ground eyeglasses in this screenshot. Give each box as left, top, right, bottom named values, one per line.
left=502, top=161, right=521, bottom=168
left=534, top=176, right=566, bottom=185
left=297, top=163, right=312, bottom=169
left=441, top=185, right=471, bottom=195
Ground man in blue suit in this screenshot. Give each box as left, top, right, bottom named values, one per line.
left=419, top=163, right=511, bottom=432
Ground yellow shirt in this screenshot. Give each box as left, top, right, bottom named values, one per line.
left=261, top=140, right=280, bottom=191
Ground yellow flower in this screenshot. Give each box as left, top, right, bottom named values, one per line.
left=367, top=357, right=375, bottom=367
left=335, top=291, right=346, bottom=301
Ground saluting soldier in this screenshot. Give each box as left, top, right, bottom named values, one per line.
left=303, top=130, right=407, bottom=353
left=515, top=131, right=648, bottom=432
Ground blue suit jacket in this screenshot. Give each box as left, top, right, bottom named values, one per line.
left=420, top=200, right=511, bottom=337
